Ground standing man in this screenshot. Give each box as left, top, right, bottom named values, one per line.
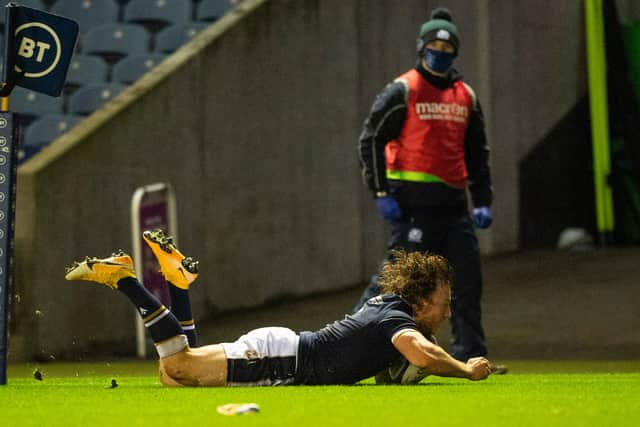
left=356, top=8, right=494, bottom=363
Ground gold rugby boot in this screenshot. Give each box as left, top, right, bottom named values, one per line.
left=64, top=250, right=136, bottom=289
left=142, top=229, right=199, bottom=289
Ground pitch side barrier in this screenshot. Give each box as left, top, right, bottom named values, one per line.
left=0, top=113, right=18, bottom=385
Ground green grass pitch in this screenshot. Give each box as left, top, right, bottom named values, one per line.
left=1, top=361, right=639, bottom=426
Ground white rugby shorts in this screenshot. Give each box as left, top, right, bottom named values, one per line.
left=221, top=327, right=300, bottom=386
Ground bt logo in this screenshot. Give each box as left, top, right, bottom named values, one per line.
left=14, top=22, right=61, bottom=79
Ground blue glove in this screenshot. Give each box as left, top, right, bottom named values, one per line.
left=375, top=195, right=402, bottom=222
left=472, top=206, right=493, bottom=229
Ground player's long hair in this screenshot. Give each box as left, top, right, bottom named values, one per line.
left=378, top=250, right=453, bottom=306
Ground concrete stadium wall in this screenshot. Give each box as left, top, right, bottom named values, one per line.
left=9, top=0, right=601, bottom=360
left=489, top=1, right=587, bottom=251
left=11, top=0, right=370, bottom=360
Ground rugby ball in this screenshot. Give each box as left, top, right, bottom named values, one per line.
left=375, top=357, right=428, bottom=385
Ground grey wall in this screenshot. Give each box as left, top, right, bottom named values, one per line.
left=488, top=1, right=587, bottom=251
left=9, top=0, right=601, bottom=360
left=12, top=0, right=372, bottom=360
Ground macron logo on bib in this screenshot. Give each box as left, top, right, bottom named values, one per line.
left=415, top=102, right=468, bottom=123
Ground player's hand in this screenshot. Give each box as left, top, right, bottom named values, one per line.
left=465, top=357, right=492, bottom=381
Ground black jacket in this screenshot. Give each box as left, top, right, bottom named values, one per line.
left=358, top=63, right=493, bottom=212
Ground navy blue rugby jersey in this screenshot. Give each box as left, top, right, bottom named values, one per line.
left=294, top=294, right=417, bottom=385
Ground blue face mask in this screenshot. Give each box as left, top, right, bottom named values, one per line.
left=424, top=48, right=455, bottom=73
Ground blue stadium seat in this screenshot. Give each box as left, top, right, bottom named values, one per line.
left=68, top=83, right=126, bottom=115
left=196, top=0, right=235, bottom=22
left=82, top=23, right=150, bottom=62
left=112, top=53, right=167, bottom=84
left=10, top=87, right=65, bottom=122
left=0, top=1, right=47, bottom=34
left=124, top=0, right=192, bottom=32
left=51, top=0, right=119, bottom=35
left=154, top=22, right=208, bottom=53
left=65, top=54, right=109, bottom=88
left=24, top=114, right=83, bottom=147
left=15, top=0, right=48, bottom=10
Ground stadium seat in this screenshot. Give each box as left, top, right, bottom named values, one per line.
left=0, top=2, right=61, bottom=44
left=51, top=0, right=119, bottom=35
left=112, top=53, right=167, bottom=84
left=65, top=54, right=109, bottom=88
left=14, top=0, right=48, bottom=11
left=68, top=83, right=127, bottom=115
left=0, top=0, right=48, bottom=34
left=24, top=114, right=83, bottom=147
left=82, top=23, right=150, bottom=63
left=124, top=0, right=192, bottom=32
left=196, top=0, right=235, bottom=22
left=10, top=87, right=65, bottom=122
left=154, top=22, right=208, bottom=53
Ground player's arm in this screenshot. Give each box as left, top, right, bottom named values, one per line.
left=392, top=329, right=491, bottom=381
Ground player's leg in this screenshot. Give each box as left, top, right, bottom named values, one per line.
left=64, top=252, right=190, bottom=362
left=64, top=252, right=231, bottom=386
left=159, top=344, right=228, bottom=386
left=443, top=214, right=487, bottom=361
left=65, top=253, right=300, bottom=387
left=161, top=327, right=299, bottom=387
left=143, top=229, right=199, bottom=347
left=221, top=327, right=299, bottom=386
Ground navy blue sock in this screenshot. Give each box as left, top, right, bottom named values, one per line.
left=117, top=277, right=183, bottom=344
left=168, top=284, right=198, bottom=347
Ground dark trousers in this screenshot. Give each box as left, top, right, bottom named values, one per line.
left=355, top=210, right=487, bottom=361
